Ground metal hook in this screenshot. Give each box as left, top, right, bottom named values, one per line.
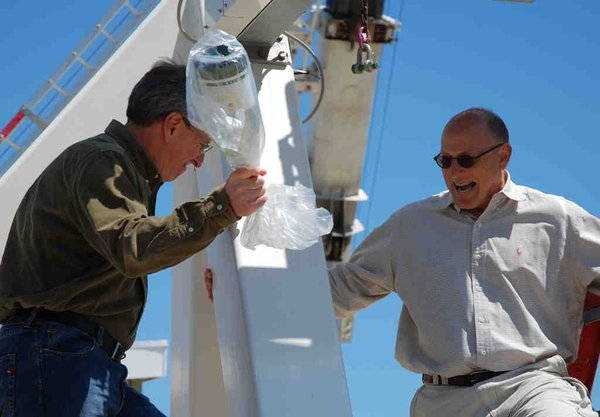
left=351, top=43, right=379, bottom=74
left=352, top=26, right=378, bottom=74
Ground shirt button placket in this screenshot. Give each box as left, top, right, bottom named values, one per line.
left=471, top=220, right=490, bottom=365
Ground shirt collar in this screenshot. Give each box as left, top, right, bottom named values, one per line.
left=434, top=171, right=526, bottom=212
left=499, top=172, right=527, bottom=202
left=105, top=120, right=162, bottom=186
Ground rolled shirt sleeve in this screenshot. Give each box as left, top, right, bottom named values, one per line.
left=72, top=151, right=239, bottom=278
left=328, top=215, right=396, bottom=317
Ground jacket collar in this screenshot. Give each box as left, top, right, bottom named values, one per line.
left=105, top=120, right=162, bottom=187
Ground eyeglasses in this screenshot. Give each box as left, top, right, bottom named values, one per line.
left=433, top=143, right=504, bottom=169
left=183, top=118, right=213, bottom=154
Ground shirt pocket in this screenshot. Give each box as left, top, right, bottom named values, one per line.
left=489, top=222, right=556, bottom=289
left=40, top=324, right=97, bottom=356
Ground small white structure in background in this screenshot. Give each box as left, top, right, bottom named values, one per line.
left=122, top=339, right=168, bottom=391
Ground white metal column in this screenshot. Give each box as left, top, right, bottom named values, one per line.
left=171, top=34, right=352, bottom=417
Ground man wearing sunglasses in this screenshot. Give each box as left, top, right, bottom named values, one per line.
left=0, top=60, right=266, bottom=416
left=329, top=108, right=600, bottom=416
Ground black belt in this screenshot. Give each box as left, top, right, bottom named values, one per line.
left=5, top=308, right=125, bottom=362
left=423, top=370, right=507, bottom=386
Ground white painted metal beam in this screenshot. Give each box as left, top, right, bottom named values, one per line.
left=172, top=22, right=352, bottom=417
left=307, top=35, right=382, bottom=197
left=170, top=160, right=229, bottom=417
left=172, top=1, right=351, bottom=416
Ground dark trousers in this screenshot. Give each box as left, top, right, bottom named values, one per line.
left=0, top=315, right=165, bottom=416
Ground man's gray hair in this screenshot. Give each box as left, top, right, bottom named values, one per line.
left=126, top=59, right=187, bottom=126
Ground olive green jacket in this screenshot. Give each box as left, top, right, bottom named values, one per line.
left=0, top=120, right=238, bottom=348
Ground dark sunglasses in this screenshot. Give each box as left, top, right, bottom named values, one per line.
left=183, top=117, right=213, bottom=154
left=433, top=143, right=504, bottom=169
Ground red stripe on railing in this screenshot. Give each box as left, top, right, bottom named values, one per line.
left=0, top=109, right=26, bottom=139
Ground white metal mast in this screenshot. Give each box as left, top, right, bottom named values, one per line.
left=170, top=1, right=352, bottom=416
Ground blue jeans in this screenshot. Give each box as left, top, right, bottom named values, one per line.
left=0, top=319, right=165, bottom=417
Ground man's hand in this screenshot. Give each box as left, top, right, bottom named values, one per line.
left=225, top=168, right=267, bottom=217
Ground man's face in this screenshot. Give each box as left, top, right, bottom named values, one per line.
left=439, top=116, right=511, bottom=215
left=159, top=116, right=212, bottom=182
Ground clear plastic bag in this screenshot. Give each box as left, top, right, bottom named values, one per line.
left=241, top=184, right=333, bottom=250
left=186, top=29, right=264, bottom=168
left=187, top=30, right=332, bottom=250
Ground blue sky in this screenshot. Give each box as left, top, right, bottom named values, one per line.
left=1, top=1, right=600, bottom=416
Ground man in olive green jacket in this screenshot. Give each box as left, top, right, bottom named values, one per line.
left=0, top=60, right=266, bottom=416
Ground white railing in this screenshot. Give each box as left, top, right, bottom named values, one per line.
left=0, top=0, right=160, bottom=177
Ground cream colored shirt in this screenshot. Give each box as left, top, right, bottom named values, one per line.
left=329, top=174, right=600, bottom=377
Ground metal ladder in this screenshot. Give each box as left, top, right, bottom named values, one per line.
left=0, top=0, right=160, bottom=177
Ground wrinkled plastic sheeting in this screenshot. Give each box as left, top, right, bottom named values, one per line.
left=241, top=184, right=333, bottom=250
left=187, top=30, right=332, bottom=250
left=186, top=29, right=264, bottom=168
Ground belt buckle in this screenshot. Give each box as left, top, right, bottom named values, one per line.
left=468, top=370, right=488, bottom=386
